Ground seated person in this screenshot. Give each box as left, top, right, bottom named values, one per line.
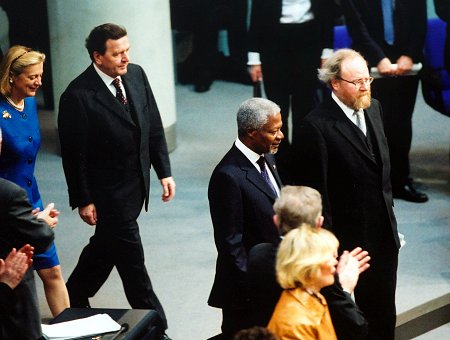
left=267, top=225, right=340, bottom=339
left=247, top=186, right=369, bottom=339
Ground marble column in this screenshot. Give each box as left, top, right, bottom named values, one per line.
left=47, top=0, right=177, bottom=151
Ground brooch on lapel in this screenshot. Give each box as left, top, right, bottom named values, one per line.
left=2, top=110, right=11, bottom=119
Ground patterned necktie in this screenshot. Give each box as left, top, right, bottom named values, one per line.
left=382, top=0, right=394, bottom=45
left=353, top=110, right=367, bottom=136
left=112, top=77, right=128, bottom=105
left=257, top=156, right=278, bottom=195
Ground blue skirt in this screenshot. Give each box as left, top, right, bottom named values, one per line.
left=33, top=242, right=60, bottom=270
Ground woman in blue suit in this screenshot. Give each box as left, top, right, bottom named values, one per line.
left=0, top=45, right=69, bottom=316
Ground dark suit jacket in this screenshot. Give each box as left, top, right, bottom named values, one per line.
left=248, top=0, right=338, bottom=53
left=58, top=64, right=171, bottom=221
left=294, top=98, right=400, bottom=254
left=0, top=178, right=54, bottom=339
left=208, top=144, right=282, bottom=308
left=341, top=0, right=427, bottom=66
left=247, top=242, right=368, bottom=340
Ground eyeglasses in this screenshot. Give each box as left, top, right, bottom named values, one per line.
left=337, top=76, right=374, bottom=89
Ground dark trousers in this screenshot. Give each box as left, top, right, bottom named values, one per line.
left=66, top=218, right=167, bottom=329
left=260, top=21, right=322, bottom=183
left=354, top=249, right=398, bottom=340
left=372, top=74, right=419, bottom=190
left=208, top=304, right=253, bottom=340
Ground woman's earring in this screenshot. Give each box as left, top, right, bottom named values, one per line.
left=9, top=79, right=13, bottom=83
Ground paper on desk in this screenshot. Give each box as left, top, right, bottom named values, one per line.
left=370, top=63, right=422, bottom=79
left=42, top=313, right=121, bottom=339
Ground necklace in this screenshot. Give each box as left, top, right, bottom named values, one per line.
left=5, top=96, right=25, bottom=112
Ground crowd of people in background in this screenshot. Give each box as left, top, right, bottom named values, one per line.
left=1, top=0, right=448, bottom=339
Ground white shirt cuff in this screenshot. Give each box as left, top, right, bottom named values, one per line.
left=321, top=48, right=334, bottom=59
left=247, top=52, right=261, bottom=65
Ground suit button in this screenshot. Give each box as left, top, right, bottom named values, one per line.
left=28, top=136, right=33, bottom=142
left=27, top=180, right=32, bottom=187
left=27, top=159, right=33, bottom=164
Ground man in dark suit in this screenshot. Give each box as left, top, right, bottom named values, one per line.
left=0, top=177, right=56, bottom=339
left=247, top=185, right=370, bottom=340
left=58, top=23, right=175, bottom=330
left=208, top=98, right=284, bottom=339
left=247, top=0, right=339, bottom=182
left=340, top=0, right=428, bottom=202
left=294, top=49, right=400, bottom=339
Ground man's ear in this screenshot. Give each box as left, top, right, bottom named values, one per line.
left=330, top=79, right=340, bottom=92
left=316, top=215, right=324, bottom=229
left=93, top=51, right=102, bottom=66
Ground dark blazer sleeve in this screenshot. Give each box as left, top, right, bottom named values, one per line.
left=140, top=66, right=171, bottom=179
left=0, top=179, right=54, bottom=256
left=340, top=0, right=387, bottom=65
left=321, top=278, right=368, bottom=340
left=58, top=84, right=92, bottom=209
left=208, top=168, right=248, bottom=275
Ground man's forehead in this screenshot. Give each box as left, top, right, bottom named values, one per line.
left=341, top=56, right=369, bottom=76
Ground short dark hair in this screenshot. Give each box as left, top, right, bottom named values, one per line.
left=233, top=327, right=278, bottom=340
left=85, top=23, right=127, bottom=61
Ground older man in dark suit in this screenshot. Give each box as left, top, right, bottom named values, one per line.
left=58, top=23, right=175, bottom=330
left=294, top=49, right=400, bottom=340
left=341, top=0, right=428, bottom=202
left=208, top=98, right=283, bottom=339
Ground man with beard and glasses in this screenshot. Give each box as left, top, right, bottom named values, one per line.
left=293, top=49, right=400, bottom=340
left=208, top=97, right=284, bottom=339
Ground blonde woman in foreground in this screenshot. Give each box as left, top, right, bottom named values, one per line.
left=268, top=225, right=339, bottom=340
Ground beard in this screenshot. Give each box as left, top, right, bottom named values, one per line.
left=352, top=91, right=371, bottom=110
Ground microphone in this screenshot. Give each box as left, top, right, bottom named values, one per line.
left=110, top=323, right=129, bottom=340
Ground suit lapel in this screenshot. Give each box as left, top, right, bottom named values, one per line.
left=329, top=100, right=377, bottom=164
left=122, top=71, right=142, bottom=128
left=232, top=146, right=278, bottom=200
left=265, top=154, right=283, bottom=188
left=88, top=65, right=136, bottom=127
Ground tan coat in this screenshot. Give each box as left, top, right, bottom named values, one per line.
left=268, top=288, right=337, bottom=340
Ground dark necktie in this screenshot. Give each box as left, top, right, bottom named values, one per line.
left=112, top=77, right=128, bottom=106
left=257, top=156, right=278, bottom=195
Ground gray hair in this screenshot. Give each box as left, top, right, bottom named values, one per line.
left=274, top=186, right=322, bottom=236
left=318, top=48, right=365, bottom=87
left=237, top=98, right=280, bottom=137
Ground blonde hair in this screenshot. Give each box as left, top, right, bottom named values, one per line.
left=273, top=186, right=322, bottom=235
left=0, top=45, right=46, bottom=97
left=276, top=225, right=339, bottom=289
left=317, top=48, right=366, bottom=87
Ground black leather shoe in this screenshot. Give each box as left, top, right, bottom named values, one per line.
left=393, top=183, right=429, bottom=203
left=194, top=79, right=212, bottom=93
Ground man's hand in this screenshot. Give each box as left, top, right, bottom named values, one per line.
left=160, top=177, right=176, bottom=202
left=0, top=248, right=31, bottom=290
left=37, top=203, right=59, bottom=228
left=377, top=57, right=395, bottom=76
left=79, top=203, right=97, bottom=226
left=395, top=55, right=414, bottom=75
left=249, top=65, right=263, bottom=82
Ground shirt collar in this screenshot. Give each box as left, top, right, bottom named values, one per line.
left=235, top=137, right=262, bottom=167
left=331, top=92, right=362, bottom=121
left=93, top=63, right=122, bottom=88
